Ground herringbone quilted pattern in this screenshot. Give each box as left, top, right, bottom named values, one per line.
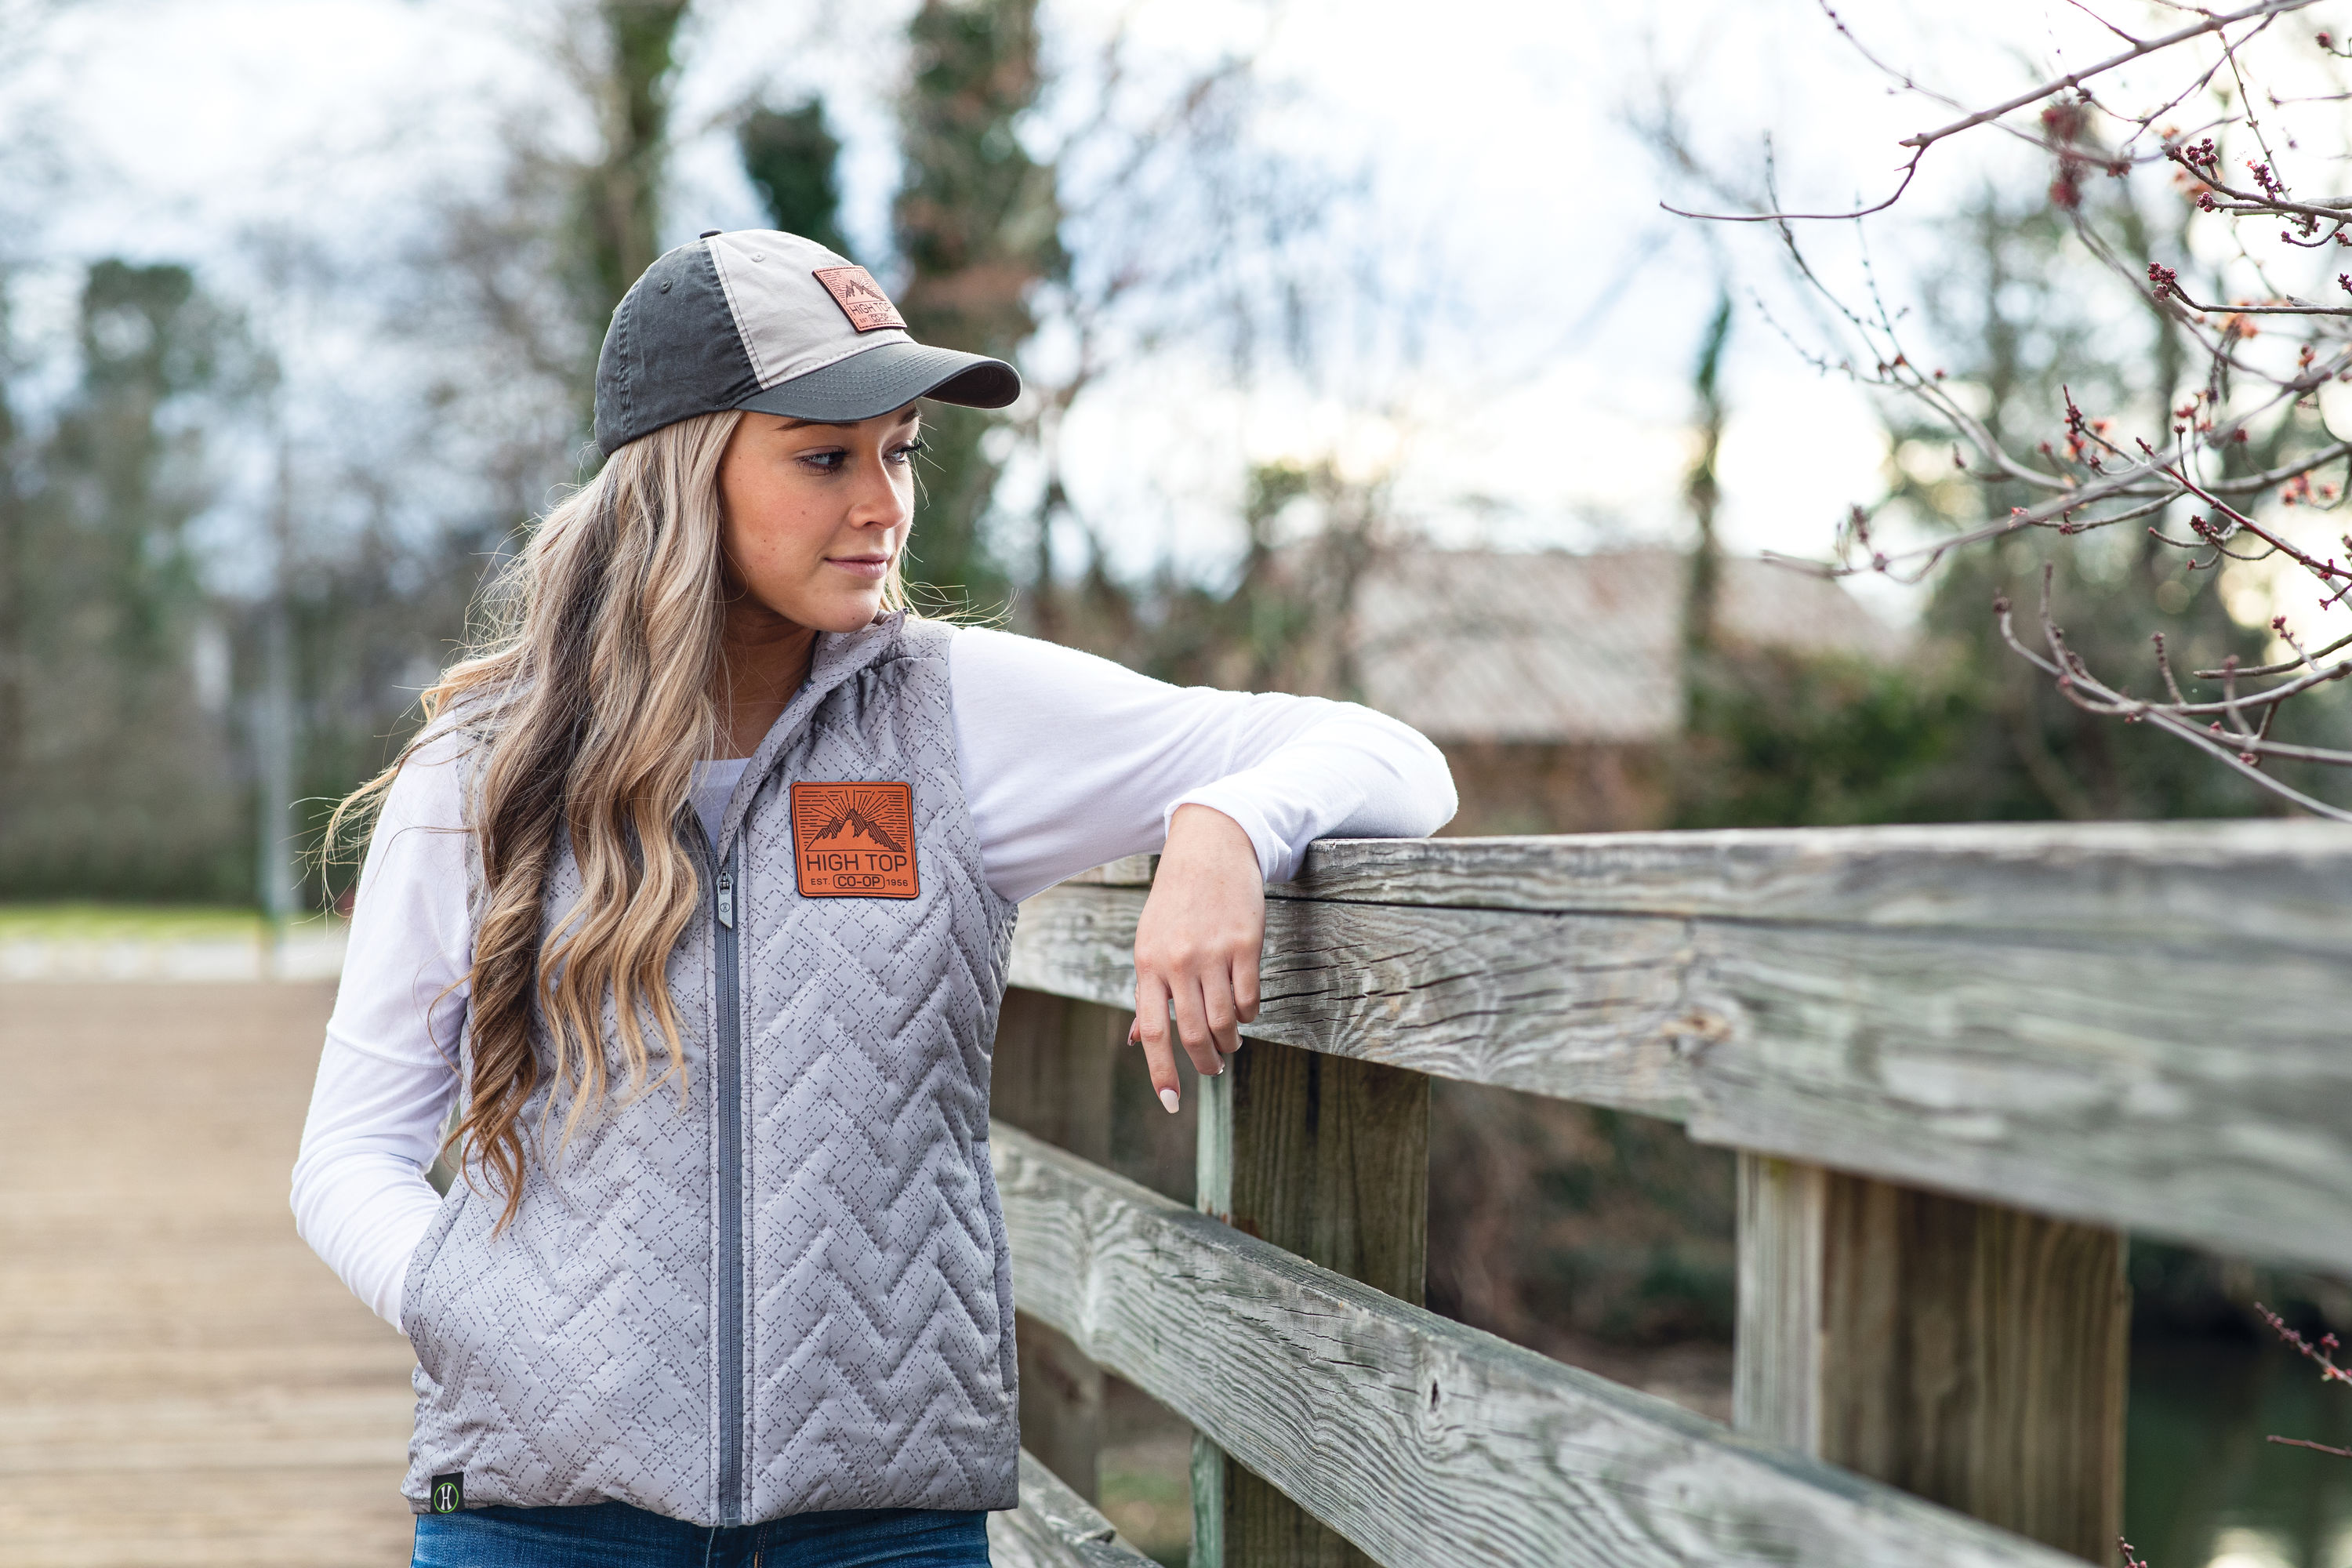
left=400, top=924, right=720, bottom=1519
left=738, top=625, right=1018, bottom=1517
left=400, top=615, right=1020, bottom=1526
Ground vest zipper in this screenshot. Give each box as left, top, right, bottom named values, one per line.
left=713, top=843, right=746, bottom=1525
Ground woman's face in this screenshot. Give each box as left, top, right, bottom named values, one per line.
left=714, top=404, right=923, bottom=635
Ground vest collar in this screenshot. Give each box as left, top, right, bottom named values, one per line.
left=707, top=611, right=911, bottom=858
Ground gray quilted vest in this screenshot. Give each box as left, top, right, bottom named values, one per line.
left=399, top=614, right=1021, bottom=1526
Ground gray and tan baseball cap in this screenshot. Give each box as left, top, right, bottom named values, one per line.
left=592, top=228, right=1020, bottom=456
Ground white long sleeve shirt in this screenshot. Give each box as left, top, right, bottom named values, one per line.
left=291, top=626, right=1456, bottom=1330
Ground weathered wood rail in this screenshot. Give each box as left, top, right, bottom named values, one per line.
left=989, top=1450, right=1159, bottom=1568
left=988, top=822, right=2352, bottom=1567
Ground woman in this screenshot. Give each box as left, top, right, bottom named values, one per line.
left=292, top=228, right=1454, bottom=1567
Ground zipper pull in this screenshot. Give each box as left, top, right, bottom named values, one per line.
left=716, top=866, right=735, bottom=929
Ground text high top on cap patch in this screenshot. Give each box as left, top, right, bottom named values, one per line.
left=812, top=267, right=909, bottom=333
left=791, top=782, right=918, bottom=898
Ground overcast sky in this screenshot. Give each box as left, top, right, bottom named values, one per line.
left=9, top=0, right=2265, bottom=624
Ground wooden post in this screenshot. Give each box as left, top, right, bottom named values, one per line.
left=993, top=985, right=1123, bottom=1502
left=1192, top=1039, right=1431, bottom=1568
left=1735, top=1154, right=2130, bottom=1563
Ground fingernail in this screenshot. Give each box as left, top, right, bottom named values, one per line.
left=1158, top=1087, right=1180, bottom=1115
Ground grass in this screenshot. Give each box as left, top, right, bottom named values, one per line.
left=1099, top=1431, right=1194, bottom=1566
left=0, top=904, right=344, bottom=942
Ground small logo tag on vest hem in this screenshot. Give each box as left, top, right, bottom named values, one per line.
left=811, top=267, right=907, bottom=332
left=429, top=1474, right=463, bottom=1515
left=791, top=782, right=918, bottom=898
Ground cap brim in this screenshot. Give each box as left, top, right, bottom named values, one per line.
left=735, top=340, right=1020, bottom=423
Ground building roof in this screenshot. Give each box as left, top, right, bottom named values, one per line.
left=1348, top=548, right=1903, bottom=746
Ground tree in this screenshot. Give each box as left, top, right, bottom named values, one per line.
left=575, top=1, right=693, bottom=350
left=1671, top=187, right=2282, bottom=829
left=437, top=0, right=695, bottom=446
left=0, top=262, right=251, bottom=899
left=274, top=0, right=707, bottom=905
left=1668, top=283, right=1980, bottom=831
left=892, top=0, right=1064, bottom=607
left=0, top=5, right=706, bottom=908
left=1887, top=190, right=2280, bottom=821
left=1671, top=0, right=2352, bottom=818
left=0, top=279, right=27, bottom=790
left=739, top=99, right=852, bottom=260
left=1682, top=292, right=1733, bottom=666
left=0, top=0, right=67, bottom=793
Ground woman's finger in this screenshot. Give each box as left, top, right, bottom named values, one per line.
left=1131, top=973, right=1181, bottom=1114
left=1164, top=967, right=1224, bottom=1078
left=1229, top=944, right=1261, bottom=1035
left=1200, top=964, right=1241, bottom=1058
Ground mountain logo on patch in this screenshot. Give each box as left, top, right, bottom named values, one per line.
left=791, top=782, right=918, bottom=898
left=811, top=267, right=908, bottom=333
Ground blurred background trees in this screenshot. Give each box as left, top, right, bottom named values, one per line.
left=891, top=0, right=1062, bottom=604
left=1671, top=187, right=2313, bottom=831
left=0, top=262, right=252, bottom=898
left=739, top=100, right=851, bottom=259
left=1663, top=5, right=2352, bottom=837
left=0, top=0, right=1375, bottom=914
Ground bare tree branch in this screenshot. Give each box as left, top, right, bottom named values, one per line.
left=1662, top=0, right=2352, bottom=817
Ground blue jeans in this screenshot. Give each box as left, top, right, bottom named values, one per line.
left=411, top=1500, right=990, bottom=1566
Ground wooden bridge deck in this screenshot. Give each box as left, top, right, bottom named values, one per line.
left=0, top=982, right=416, bottom=1567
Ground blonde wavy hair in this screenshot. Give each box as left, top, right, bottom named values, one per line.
left=333, top=408, right=909, bottom=1229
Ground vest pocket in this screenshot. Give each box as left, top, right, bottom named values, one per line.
left=399, top=1181, right=472, bottom=1380
left=972, top=1139, right=1018, bottom=1399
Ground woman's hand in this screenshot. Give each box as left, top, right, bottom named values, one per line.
left=1130, top=804, right=1265, bottom=1112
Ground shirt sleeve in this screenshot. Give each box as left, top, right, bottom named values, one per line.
left=289, top=732, right=474, bottom=1330
left=948, top=626, right=1457, bottom=902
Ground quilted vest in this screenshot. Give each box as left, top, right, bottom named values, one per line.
left=398, top=614, right=1022, bottom=1526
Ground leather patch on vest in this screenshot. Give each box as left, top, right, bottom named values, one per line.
left=791, top=782, right=918, bottom=898
left=811, top=267, right=908, bottom=332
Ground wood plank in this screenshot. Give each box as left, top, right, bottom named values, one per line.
left=1733, top=1157, right=2128, bottom=1563
left=1275, top=823, right=2352, bottom=947
left=992, top=1123, right=2078, bottom=1568
left=996, top=986, right=1120, bottom=1163
left=1014, top=1319, right=1108, bottom=1508
left=0, top=982, right=416, bottom=1568
left=1011, top=877, right=2352, bottom=1273
left=1064, top=855, right=1158, bottom=887
left=1192, top=1042, right=1429, bottom=1568
left=1733, top=1156, right=1827, bottom=1454
left=988, top=1450, right=1160, bottom=1568
left=994, top=987, right=1123, bottom=1502
left=1196, top=1044, right=1428, bottom=1306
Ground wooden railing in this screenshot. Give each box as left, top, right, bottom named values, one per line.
left=985, top=822, right=2352, bottom=1567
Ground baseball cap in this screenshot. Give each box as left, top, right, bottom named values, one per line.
left=592, top=228, right=1021, bottom=456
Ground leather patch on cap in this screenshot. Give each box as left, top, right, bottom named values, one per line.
left=811, top=267, right=908, bottom=333
left=791, top=782, right=918, bottom=898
